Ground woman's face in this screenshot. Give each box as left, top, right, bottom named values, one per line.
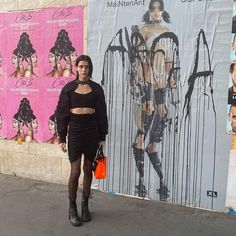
left=48, top=52, right=56, bottom=67
left=150, top=1, right=162, bottom=21
left=48, top=119, right=56, bottom=135
left=31, top=53, right=38, bottom=68
left=12, top=54, right=19, bottom=68
left=70, top=51, right=78, bottom=66
left=231, top=106, right=236, bottom=133
left=31, top=119, right=38, bottom=134
left=12, top=118, right=21, bottom=132
left=76, top=60, right=90, bottom=80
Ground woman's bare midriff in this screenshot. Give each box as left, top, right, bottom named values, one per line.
left=70, top=107, right=95, bottom=114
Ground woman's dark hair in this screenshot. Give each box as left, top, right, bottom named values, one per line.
left=75, top=55, right=93, bottom=78
left=230, top=63, right=236, bottom=74
left=50, top=29, right=76, bottom=61
left=49, top=113, right=56, bottom=123
left=14, top=98, right=36, bottom=125
left=13, top=112, right=21, bottom=122
left=143, top=0, right=170, bottom=24
left=49, top=113, right=58, bottom=134
left=14, top=32, right=36, bottom=62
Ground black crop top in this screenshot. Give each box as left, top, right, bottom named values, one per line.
left=70, top=91, right=96, bottom=109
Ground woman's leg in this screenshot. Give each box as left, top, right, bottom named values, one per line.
left=82, top=157, right=93, bottom=198
left=81, top=156, right=93, bottom=222
left=68, top=158, right=82, bottom=201
left=68, top=158, right=82, bottom=226
left=146, top=105, right=169, bottom=201
left=132, top=103, right=154, bottom=197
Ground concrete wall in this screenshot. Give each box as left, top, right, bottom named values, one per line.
left=0, top=0, right=88, bottom=185
left=0, top=140, right=74, bottom=185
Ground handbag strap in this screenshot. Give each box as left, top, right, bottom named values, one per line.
left=95, top=146, right=104, bottom=161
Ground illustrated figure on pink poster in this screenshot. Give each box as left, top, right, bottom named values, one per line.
left=46, top=112, right=59, bottom=144
left=47, top=29, right=77, bottom=77
left=10, top=32, right=38, bottom=78
left=11, top=97, right=38, bottom=143
left=11, top=112, right=24, bottom=142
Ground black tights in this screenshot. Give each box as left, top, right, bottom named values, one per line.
left=68, top=156, right=93, bottom=201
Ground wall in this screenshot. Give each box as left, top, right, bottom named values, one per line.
left=0, top=139, right=72, bottom=184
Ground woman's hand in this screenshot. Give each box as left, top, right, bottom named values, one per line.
left=59, top=143, right=67, bottom=153
left=99, top=141, right=105, bottom=149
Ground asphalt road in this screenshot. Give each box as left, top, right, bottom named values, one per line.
left=0, top=174, right=236, bottom=236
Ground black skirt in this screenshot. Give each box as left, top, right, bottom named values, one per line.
left=68, top=113, right=99, bottom=163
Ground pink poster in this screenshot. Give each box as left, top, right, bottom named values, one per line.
left=6, top=79, right=42, bottom=142
left=43, top=6, right=83, bottom=78
left=0, top=14, right=7, bottom=139
left=1, top=6, right=84, bottom=143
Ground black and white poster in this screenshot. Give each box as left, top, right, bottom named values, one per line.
left=88, top=0, right=232, bottom=211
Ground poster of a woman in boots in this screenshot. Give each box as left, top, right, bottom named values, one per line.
left=131, top=0, right=180, bottom=199
left=102, top=0, right=180, bottom=200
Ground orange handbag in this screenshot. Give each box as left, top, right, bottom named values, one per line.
left=93, top=147, right=107, bottom=179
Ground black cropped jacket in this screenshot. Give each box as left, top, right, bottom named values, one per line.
left=56, top=79, right=108, bottom=143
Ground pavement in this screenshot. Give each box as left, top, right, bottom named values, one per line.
left=0, top=174, right=236, bottom=236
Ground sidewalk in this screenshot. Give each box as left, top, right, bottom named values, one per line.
left=0, top=174, right=236, bottom=236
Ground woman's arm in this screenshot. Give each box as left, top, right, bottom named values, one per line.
left=56, top=87, right=71, bottom=144
left=95, top=86, right=108, bottom=142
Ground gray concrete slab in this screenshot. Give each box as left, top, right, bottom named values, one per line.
left=0, top=174, right=236, bottom=236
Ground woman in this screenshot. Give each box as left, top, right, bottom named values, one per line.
left=56, top=55, right=108, bottom=226
left=62, top=46, right=77, bottom=77
left=11, top=113, right=24, bottom=142
left=131, top=0, right=178, bottom=200
left=10, top=49, right=25, bottom=78
left=25, top=115, right=38, bottom=143
left=24, top=50, right=38, bottom=78
left=46, top=114, right=59, bottom=144
left=47, top=47, right=63, bottom=77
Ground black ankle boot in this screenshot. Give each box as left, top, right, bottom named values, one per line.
left=81, top=197, right=91, bottom=222
left=157, top=181, right=169, bottom=201
left=69, top=198, right=82, bottom=226
left=135, top=177, right=147, bottom=198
